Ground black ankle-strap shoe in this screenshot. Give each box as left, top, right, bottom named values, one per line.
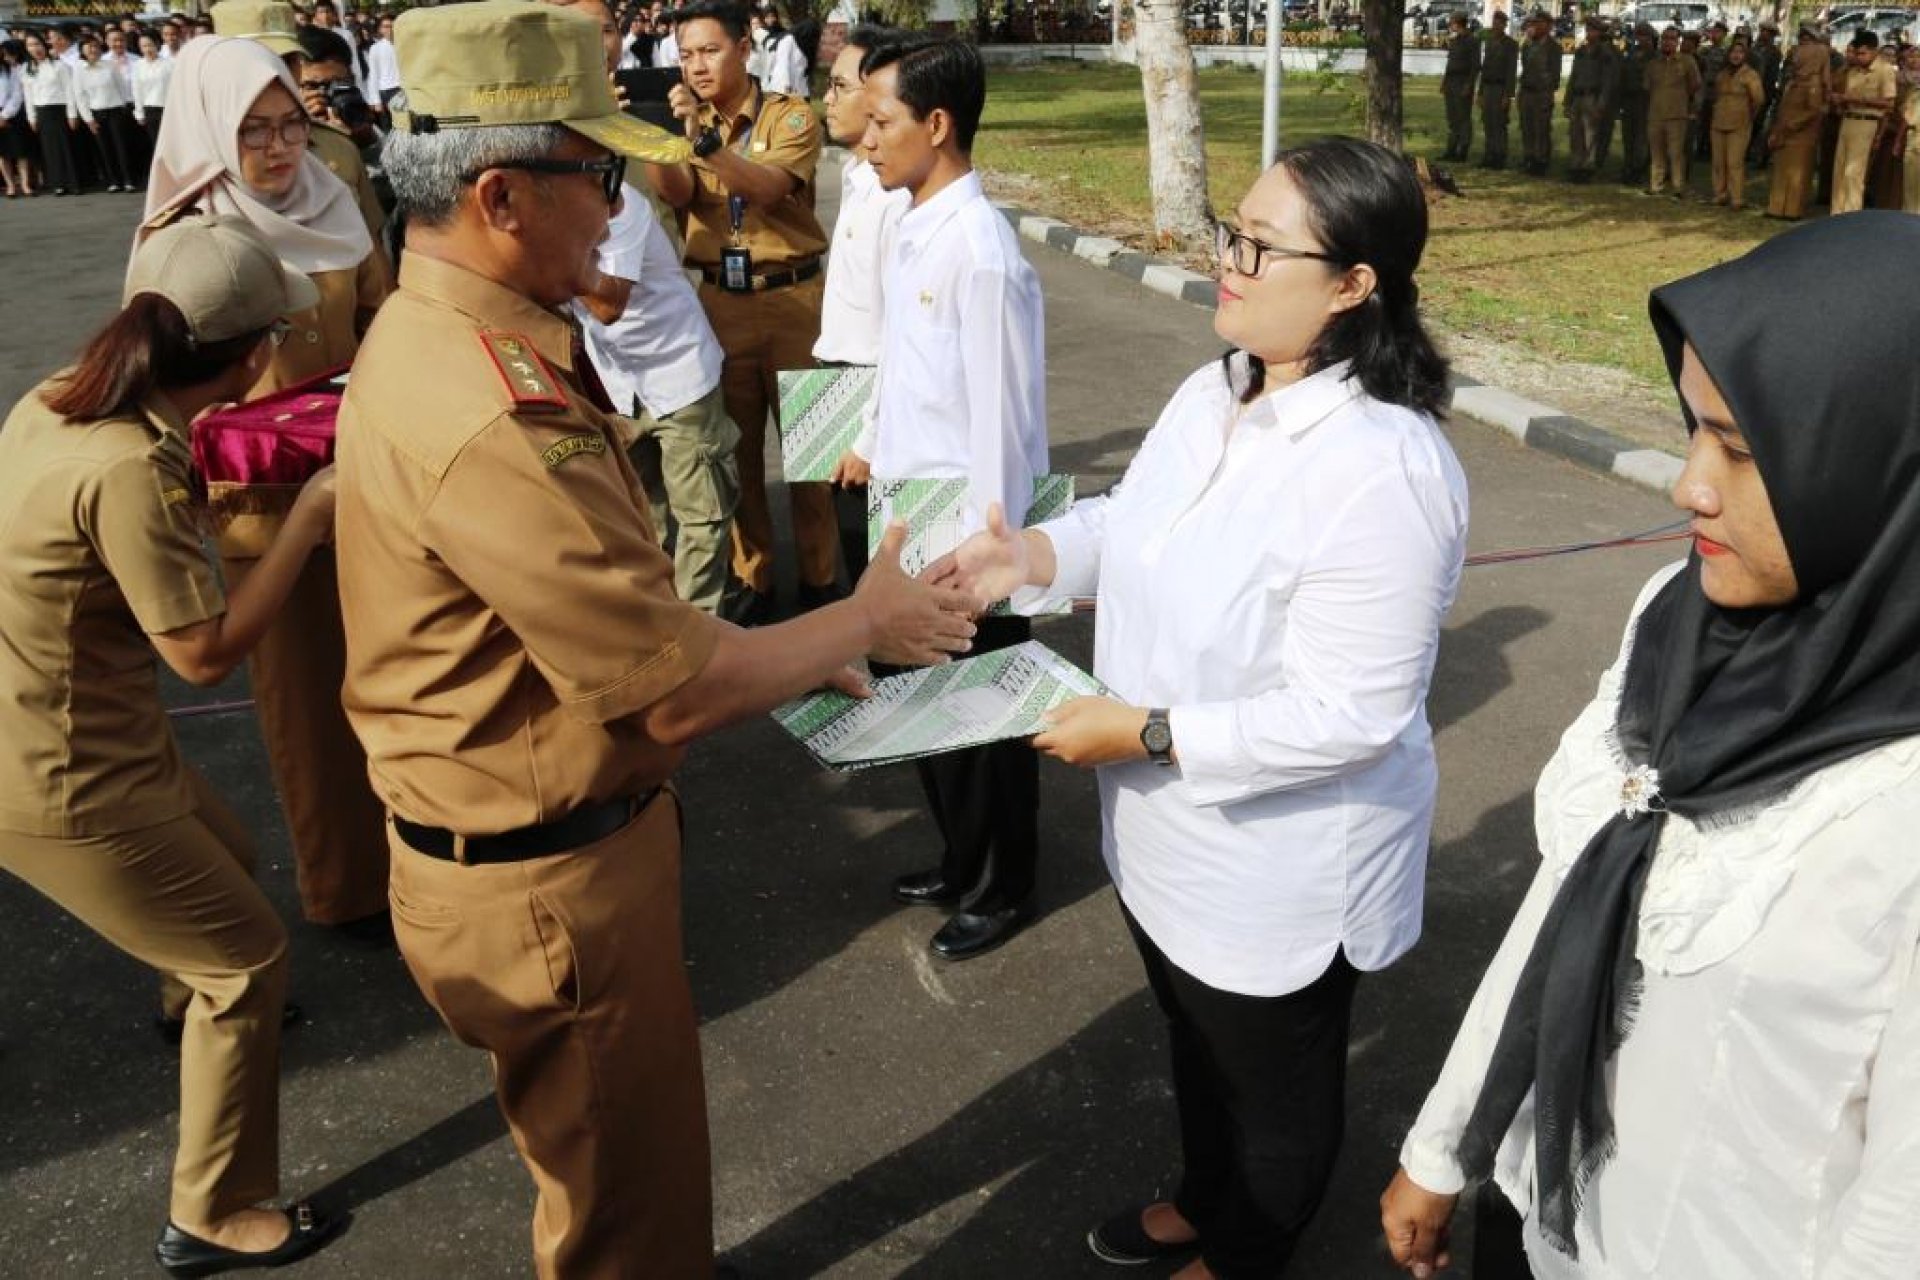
left=155, top=1201, right=346, bottom=1277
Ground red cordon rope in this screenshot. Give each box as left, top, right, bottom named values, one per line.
left=165, top=522, right=1694, bottom=718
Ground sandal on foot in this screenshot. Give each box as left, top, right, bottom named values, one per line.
left=1086, top=1203, right=1200, bottom=1266
left=155, top=1202, right=345, bottom=1277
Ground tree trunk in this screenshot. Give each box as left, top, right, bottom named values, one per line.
left=1361, top=0, right=1406, bottom=149
left=1133, top=0, right=1214, bottom=250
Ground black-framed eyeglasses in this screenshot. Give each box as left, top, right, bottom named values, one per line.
left=237, top=114, right=313, bottom=152
left=1214, top=219, right=1340, bottom=277
left=462, top=154, right=628, bottom=207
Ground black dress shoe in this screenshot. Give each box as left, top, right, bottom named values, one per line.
left=155, top=1201, right=345, bottom=1277
left=156, top=1003, right=303, bottom=1048
left=892, top=869, right=963, bottom=907
left=930, top=902, right=1031, bottom=961
left=1086, top=1203, right=1200, bottom=1266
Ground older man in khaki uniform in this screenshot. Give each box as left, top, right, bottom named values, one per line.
left=336, top=5, right=975, bottom=1275
left=652, top=0, right=836, bottom=626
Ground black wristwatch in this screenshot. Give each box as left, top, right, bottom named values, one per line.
left=1141, top=708, right=1174, bottom=766
left=691, top=126, right=724, bottom=159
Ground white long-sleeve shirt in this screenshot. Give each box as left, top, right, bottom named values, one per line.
left=22, top=59, right=73, bottom=116
left=816, top=156, right=908, bottom=368
left=760, top=30, right=810, bottom=97
left=652, top=31, right=679, bottom=68
left=869, top=170, right=1047, bottom=556
left=130, top=56, right=171, bottom=118
left=576, top=183, right=724, bottom=421
left=0, top=66, right=23, bottom=125
left=1037, top=357, right=1468, bottom=995
left=365, top=38, right=400, bottom=94
left=73, top=60, right=131, bottom=122
left=1402, top=562, right=1920, bottom=1279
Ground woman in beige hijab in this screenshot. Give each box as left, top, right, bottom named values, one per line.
left=141, top=35, right=393, bottom=937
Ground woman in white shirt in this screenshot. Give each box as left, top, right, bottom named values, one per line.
left=942, top=137, right=1469, bottom=1279
left=74, top=35, right=140, bottom=191
left=20, top=33, right=78, bottom=195
left=132, top=31, right=172, bottom=145
left=1380, top=211, right=1920, bottom=1280
left=1, top=40, right=32, bottom=197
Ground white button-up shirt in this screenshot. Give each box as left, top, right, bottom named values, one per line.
left=22, top=59, right=74, bottom=115
left=73, top=59, right=130, bottom=120
left=365, top=37, right=400, bottom=95
left=1401, top=561, right=1920, bottom=1279
left=1038, top=358, right=1468, bottom=996
left=131, top=56, right=171, bottom=118
left=870, top=170, right=1047, bottom=555
left=760, top=31, right=810, bottom=97
left=576, top=184, right=724, bottom=421
left=652, top=31, right=679, bottom=69
left=0, top=66, right=23, bottom=125
left=815, top=156, right=908, bottom=369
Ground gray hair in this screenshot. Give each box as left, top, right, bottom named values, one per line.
left=381, top=123, right=568, bottom=228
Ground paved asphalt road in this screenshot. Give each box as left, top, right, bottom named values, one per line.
left=0, top=173, right=1683, bottom=1278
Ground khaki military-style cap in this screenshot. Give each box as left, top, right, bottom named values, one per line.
left=391, top=0, right=690, bottom=164
left=126, top=214, right=319, bottom=344
left=210, top=0, right=303, bottom=57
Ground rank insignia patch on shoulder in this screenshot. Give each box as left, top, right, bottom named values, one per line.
left=480, top=330, right=569, bottom=410
left=786, top=110, right=809, bottom=134
left=541, top=433, right=607, bottom=469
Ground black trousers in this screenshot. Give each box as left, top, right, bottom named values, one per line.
left=1472, top=1181, right=1536, bottom=1280
left=833, top=483, right=868, bottom=584
left=889, top=614, right=1037, bottom=911
left=1126, top=908, right=1360, bottom=1279
left=33, top=106, right=78, bottom=191
left=142, top=107, right=164, bottom=147
left=87, top=106, right=139, bottom=188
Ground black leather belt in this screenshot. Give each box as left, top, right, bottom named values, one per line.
left=700, top=259, right=821, bottom=291
left=1844, top=111, right=1884, bottom=122
left=393, top=789, right=657, bottom=865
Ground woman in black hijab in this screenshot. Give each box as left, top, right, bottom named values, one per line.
left=1380, top=211, right=1920, bottom=1279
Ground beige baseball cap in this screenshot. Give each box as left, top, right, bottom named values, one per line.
left=126, top=215, right=320, bottom=344
left=210, top=0, right=304, bottom=57
left=391, top=0, right=691, bottom=165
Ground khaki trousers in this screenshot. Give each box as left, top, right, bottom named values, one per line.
left=628, top=383, right=743, bottom=615
left=699, top=275, right=839, bottom=595
left=1831, top=116, right=1881, bottom=214
left=1905, top=141, right=1920, bottom=213
left=1711, top=125, right=1753, bottom=205
left=1648, top=118, right=1690, bottom=192
left=1769, top=135, right=1819, bottom=217
left=0, top=772, right=288, bottom=1225
left=387, top=791, right=713, bottom=1279
left=226, top=549, right=389, bottom=924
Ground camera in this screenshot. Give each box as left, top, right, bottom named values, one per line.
left=322, top=78, right=373, bottom=131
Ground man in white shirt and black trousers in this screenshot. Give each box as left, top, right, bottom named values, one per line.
left=863, top=35, right=1048, bottom=961
left=815, top=22, right=909, bottom=585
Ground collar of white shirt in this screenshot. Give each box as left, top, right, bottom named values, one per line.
left=1236, top=357, right=1361, bottom=440
left=895, top=169, right=984, bottom=255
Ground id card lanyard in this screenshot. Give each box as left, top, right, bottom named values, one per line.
left=720, top=86, right=767, bottom=293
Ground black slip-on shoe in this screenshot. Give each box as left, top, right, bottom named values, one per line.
left=1085, top=1203, right=1199, bottom=1267
left=155, top=1202, right=346, bottom=1277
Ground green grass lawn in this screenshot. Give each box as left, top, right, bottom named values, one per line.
left=973, top=62, right=1787, bottom=387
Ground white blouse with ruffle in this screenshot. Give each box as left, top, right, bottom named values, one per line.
left=1401, top=561, right=1920, bottom=1279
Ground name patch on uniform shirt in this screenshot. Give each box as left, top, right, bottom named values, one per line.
left=541, top=433, right=606, bottom=469
left=479, top=330, right=569, bottom=411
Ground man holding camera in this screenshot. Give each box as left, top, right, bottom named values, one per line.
left=650, top=0, right=839, bottom=627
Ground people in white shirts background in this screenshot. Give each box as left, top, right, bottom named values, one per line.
left=861, top=36, right=1049, bottom=962
left=21, top=33, right=79, bottom=195
left=815, top=22, right=910, bottom=582
left=940, top=138, right=1469, bottom=1277
left=363, top=15, right=399, bottom=115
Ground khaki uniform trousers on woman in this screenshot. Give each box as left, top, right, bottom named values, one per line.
left=1768, top=86, right=1828, bottom=217
left=701, top=273, right=839, bottom=595
left=225, top=257, right=392, bottom=925
left=387, top=791, right=711, bottom=1279
left=1, top=771, right=288, bottom=1226
left=1711, top=125, right=1754, bottom=206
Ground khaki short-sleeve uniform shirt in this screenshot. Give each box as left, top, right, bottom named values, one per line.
left=1841, top=61, right=1899, bottom=119
left=0, top=384, right=226, bottom=837
left=335, top=255, right=721, bottom=836
left=680, top=87, right=828, bottom=270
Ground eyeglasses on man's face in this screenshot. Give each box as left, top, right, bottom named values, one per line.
left=238, top=114, right=313, bottom=152
left=1213, top=218, right=1340, bottom=278
left=462, top=153, right=628, bottom=207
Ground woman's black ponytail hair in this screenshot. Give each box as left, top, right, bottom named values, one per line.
left=1222, top=137, right=1450, bottom=419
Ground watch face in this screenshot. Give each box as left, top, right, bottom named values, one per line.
left=1143, top=720, right=1173, bottom=755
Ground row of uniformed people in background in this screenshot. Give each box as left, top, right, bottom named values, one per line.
left=1439, top=10, right=1920, bottom=217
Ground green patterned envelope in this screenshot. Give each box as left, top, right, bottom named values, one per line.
left=776, top=367, right=877, bottom=482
